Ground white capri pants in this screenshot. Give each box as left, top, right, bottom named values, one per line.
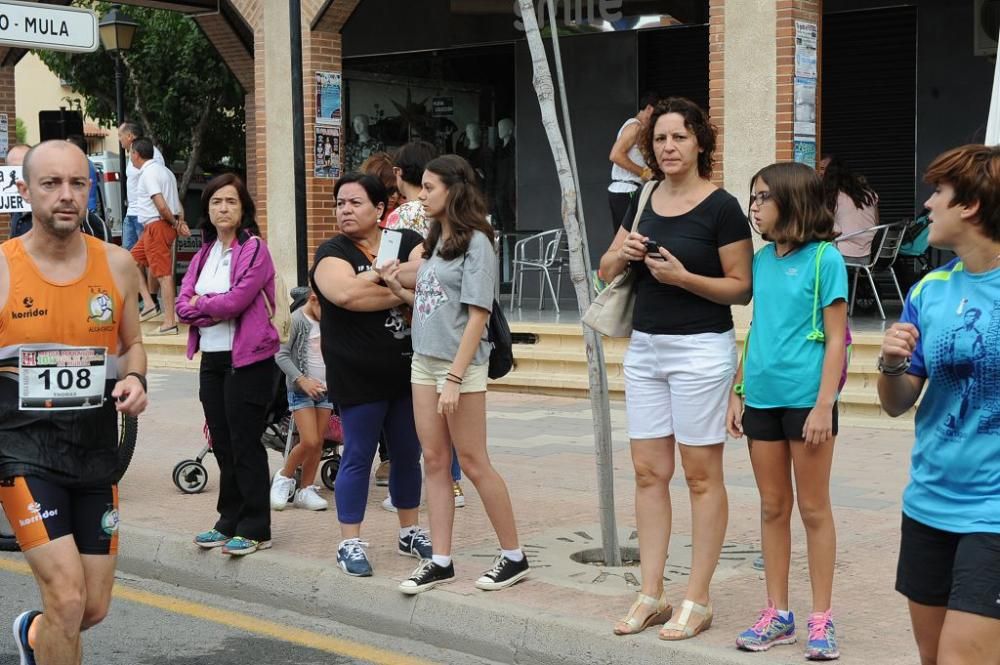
left=623, top=329, right=737, bottom=445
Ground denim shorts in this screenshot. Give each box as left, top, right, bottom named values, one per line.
left=287, top=390, right=334, bottom=412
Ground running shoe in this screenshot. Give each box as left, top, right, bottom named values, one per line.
left=806, top=610, right=840, bottom=660
left=399, top=560, right=455, bottom=595
left=13, top=610, right=40, bottom=665
left=337, top=539, right=373, bottom=576
left=736, top=604, right=796, bottom=652
left=591, top=270, right=608, bottom=295
left=293, top=485, right=328, bottom=511
left=475, top=553, right=530, bottom=590
left=453, top=482, right=466, bottom=508
left=381, top=494, right=397, bottom=513
left=270, top=472, right=296, bottom=511
left=221, top=536, right=272, bottom=556
left=374, top=460, right=390, bottom=487
left=193, top=529, right=230, bottom=549
left=398, top=528, right=433, bottom=560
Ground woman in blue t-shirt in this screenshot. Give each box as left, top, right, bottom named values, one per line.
left=878, top=144, right=1000, bottom=665
left=726, top=162, right=848, bottom=660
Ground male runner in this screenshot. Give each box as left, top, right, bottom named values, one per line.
left=0, top=140, right=148, bottom=665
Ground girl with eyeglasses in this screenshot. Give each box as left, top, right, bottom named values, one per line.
left=726, top=162, right=848, bottom=660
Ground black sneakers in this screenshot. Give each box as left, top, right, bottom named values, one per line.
left=399, top=560, right=455, bottom=595
left=398, top=528, right=433, bottom=560
left=475, top=554, right=530, bottom=590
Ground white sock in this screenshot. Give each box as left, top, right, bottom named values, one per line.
left=777, top=609, right=791, bottom=620
left=501, top=548, right=524, bottom=562
left=432, top=554, right=452, bottom=568
left=399, top=526, right=418, bottom=539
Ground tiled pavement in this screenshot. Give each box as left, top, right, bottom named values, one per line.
left=121, top=369, right=917, bottom=664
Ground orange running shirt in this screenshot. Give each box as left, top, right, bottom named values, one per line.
left=0, top=234, right=124, bottom=486
left=0, top=234, right=122, bottom=357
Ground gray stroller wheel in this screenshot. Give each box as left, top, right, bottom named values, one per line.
left=173, top=459, right=209, bottom=494
left=320, top=456, right=339, bottom=491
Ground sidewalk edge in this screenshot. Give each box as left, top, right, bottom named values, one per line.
left=118, top=524, right=752, bottom=665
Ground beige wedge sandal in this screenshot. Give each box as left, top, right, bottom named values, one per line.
left=613, top=592, right=673, bottom=636
left=658, top=599, right=713, bottom=641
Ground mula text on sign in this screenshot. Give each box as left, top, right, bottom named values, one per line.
left=0, top=0, right=98, bottom=53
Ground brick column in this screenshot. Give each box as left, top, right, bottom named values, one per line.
left=0, top=62, right=16, bottom=238
left=306, top=0, right=362, bottom=257
left=775, top=0, right=821, bottom=162
left=708, top=0, right=725, bottom=187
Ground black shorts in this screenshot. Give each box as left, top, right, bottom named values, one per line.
left=0, top=476, right=118, bottom=555
left=895, top=513, right=1000, bottom=619
left=742, top=404, right=839, bottom=441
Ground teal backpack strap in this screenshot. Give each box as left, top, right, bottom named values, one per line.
left=806, top=241, right=830, bottom=342
left=733, top=326, right=749, bottom=396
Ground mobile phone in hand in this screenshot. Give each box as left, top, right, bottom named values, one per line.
left=644, top=239, right=665, bottom=259
left=375, top=229, right=403, bottom=268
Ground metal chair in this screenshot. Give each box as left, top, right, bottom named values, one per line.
left=836, top=221, right=907, bottom=319
left=509, top=229, right=565, bottom=312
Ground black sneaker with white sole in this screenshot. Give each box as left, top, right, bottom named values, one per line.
left=475, top=554, right=530, bottom=590
left=399, top=560, right=455, bottom=595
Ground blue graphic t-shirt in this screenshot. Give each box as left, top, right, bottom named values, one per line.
left=899, top=258, right=1000, bottom=534
left=744, top=242, right=848, bottom=409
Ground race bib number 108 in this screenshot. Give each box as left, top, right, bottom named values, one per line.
left=19, top=347, right=108, bottom=411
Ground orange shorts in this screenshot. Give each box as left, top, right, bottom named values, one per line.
left=0, top=476, right=119, bottom=555
left=131, top=219, right=177, bottom=279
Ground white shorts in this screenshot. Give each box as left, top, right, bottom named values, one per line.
left=623, top=329, right=737, bottom=445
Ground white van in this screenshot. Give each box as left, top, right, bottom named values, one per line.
left=89, top=151, right=124, bottom=241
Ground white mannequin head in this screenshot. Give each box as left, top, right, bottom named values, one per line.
left=465, top=123, right=482, bottom=149
left=498, top=118, right=514, bottom=145
left=352, top=114, right=371, bottom=139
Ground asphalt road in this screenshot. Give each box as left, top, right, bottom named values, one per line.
left=0, top=558, right=499, bottom=665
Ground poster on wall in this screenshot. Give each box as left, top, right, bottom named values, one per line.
left=794, top=76, right=816, bottom=137
left=315, top=126, right=341, bottom=179
left=0, top=166, right=30, bottom=213
left=794, top=137, right=816, bottom=168
left=795, top=21, right=817, bottom=78
left=316, top=71, right=342, bottom=126
left=0, top=114, right=8, bottom=161
left=793, top=21, right=818, bottom=166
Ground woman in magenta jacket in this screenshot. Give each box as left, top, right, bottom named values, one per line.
left=176, top=173, right=280, bottom=556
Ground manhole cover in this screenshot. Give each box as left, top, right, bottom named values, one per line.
left=466, top=524, right=760, bottom=596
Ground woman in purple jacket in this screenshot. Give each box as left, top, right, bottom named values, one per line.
left=176, top=173, right=280, bottom=556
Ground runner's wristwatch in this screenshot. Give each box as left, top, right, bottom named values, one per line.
left=876, top=355, right=910, bottom=376
left=126, top=372, right=147, bottom=393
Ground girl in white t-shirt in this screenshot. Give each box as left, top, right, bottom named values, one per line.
left=271, top=290, right=333, bottom=511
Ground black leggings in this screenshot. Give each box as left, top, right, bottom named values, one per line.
left=199, top=352, right=275, bottom=542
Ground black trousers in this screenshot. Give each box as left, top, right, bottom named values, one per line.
left=608, top=189, right=638, bottom=234
left=199, top=351, right=274, bottom=542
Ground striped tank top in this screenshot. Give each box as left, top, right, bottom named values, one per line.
left=0, top=235, right=124, bottom=485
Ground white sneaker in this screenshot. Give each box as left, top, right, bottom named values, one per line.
left=270, top=472, right=296, bottom=511
left=293, top=485, right=329, bottom=511
left=381, top=494, right=397, bottom=513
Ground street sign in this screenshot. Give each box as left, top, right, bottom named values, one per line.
left=0, top=0, right=99, bottom=53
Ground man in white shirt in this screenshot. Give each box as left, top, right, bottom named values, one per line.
left=129, top=137, right=189, bottom=335
left=118, top=122, right=164, bottom=250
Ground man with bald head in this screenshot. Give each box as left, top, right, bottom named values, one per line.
left=0, top=140, right=148, bottom=665
left=5, top=143, right=31, bottom=239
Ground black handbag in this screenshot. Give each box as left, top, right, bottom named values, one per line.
left=487, top=299, right=514, bottom=379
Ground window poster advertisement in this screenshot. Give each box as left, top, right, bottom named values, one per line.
left=315, top=126, right=341, bottom=179
left=316, top=71, right=342, bottom=126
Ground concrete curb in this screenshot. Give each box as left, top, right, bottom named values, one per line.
left=119, top=524, right=759, bottom=665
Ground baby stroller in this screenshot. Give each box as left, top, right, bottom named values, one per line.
left=171, top=288, right=343, bottom=494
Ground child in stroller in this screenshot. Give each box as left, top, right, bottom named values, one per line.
left=172, top=288, right=342, bottom=495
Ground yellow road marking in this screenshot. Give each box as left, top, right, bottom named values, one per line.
left=0, top=556, right=437, bottom=665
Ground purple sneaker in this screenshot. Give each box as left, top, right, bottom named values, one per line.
left=736, top=603, right=796, bottom=652
left=806, top=610, right=840, bottom=660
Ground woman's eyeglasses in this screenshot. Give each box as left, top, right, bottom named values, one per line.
left=748, top=191, right=773, bottom=207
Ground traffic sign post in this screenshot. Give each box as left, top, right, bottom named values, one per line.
left=0, top=0, right=99, bottom=53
